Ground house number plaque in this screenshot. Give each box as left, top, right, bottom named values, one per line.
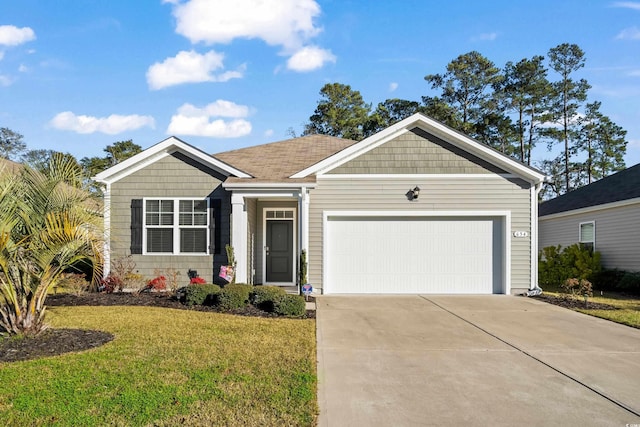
left=513, top=231, right=529, bottom=238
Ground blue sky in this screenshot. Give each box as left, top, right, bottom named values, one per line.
left=1, top=0, right=639, bottom=168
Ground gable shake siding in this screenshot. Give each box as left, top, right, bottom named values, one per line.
left=109, top=153, right=230, bottom=283
left=309, top=176, right=532, bottom=294
left=539, top=202, right=640, bottom=271
left=328, top=128, right=507, bottom=175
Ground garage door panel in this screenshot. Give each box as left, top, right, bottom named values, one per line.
left=325, top=216, right=502, bottom=294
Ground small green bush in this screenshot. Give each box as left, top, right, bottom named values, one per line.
left=251, top=286, right=286, bottom=311
left=539, top=244, right=601, bottom=289
left=617, top=272, right=640, bottom=294
left=218, top=283, right=253, bottom=310
left=183, top=284, right=221, bottom=306
left=273, top=294, right=306, bottom=317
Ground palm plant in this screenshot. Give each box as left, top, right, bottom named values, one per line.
left=0, top=155, right=103, bottom=337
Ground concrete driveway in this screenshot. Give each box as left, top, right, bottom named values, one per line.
left=316, top=295, right=640, bottom=426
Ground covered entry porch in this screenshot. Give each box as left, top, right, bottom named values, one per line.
left=224, top=184, right=313, bottom=287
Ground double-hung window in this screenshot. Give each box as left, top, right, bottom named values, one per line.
left=144, top=198, right=208, bottom=254
left=579, top=221, right=595, bottom=252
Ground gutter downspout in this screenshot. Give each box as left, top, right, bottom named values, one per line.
left=526, top=179, right=545, bottom=296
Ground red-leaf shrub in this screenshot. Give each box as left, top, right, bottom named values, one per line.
left=189, top=277, right=206, bottom=285
left=99, top=274, right=123, bottom=293
left=146, top=275, right=167, bottom=291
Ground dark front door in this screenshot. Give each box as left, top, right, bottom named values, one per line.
left=266, top=220, right=293, bottom=282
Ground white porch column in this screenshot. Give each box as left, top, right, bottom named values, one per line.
left=102, top=183, right=111, bottom=278
left=231, top=193, right=248, bottom=283
left=300, top=187, right=310, bottom=253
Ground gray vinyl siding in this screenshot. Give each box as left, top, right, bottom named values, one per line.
left=254, top=200, right=298, bottom=284
left=109, top=153, right=230, bottom=283
left=309, top=176, right=532, bottom=294
left=328, top=128, right=507, bottom=175
left=539, top=202, right=640, bottom=272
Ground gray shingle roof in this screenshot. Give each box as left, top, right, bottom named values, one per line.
left=539, top=163, right=640, bottom=217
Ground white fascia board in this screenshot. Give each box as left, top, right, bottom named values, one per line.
left=539, top=197, right=640, bottom=221
left=324, top=210, right=511, bottom=218
left=319, top=174, right=519, bottom=180
left=93, top=136, right=251, bottom=184
left=222, top=182, right=317, bottom=190
left=292, top=113, right=547, bottom=184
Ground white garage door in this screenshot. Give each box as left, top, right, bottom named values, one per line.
left=324, top=216, right=503, bottom=294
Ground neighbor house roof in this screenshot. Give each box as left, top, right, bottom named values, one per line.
left=539, top=163, right=640, bottom=217
left=214, top=134, right=357, bottom=184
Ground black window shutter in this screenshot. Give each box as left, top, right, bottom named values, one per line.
left=130, top=199, right=143, bottom=254
left=210, top=199, right=221, bottom=254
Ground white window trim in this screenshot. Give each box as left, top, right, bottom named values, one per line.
left=578, top=221, right=595, bottom=250
left=142, top=197, right=210, bottom=256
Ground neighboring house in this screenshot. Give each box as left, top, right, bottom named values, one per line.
left=94, top=114, right=546, bottom=295
left=539, top=164, right=640, bottom=272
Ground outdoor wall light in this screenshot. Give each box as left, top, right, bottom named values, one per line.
left=406, top=186, right=420, bottom=201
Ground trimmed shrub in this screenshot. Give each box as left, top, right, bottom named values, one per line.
left=218, top=283, right=253, bottom=310
left=251, top=286, right=286, bottom=312
left=539, top=244, right=601, bottom=289
left=273, top=294, right=306, bottom=317
left=183, top=284, right=221, bottom=306
left=617, top=272, right=640, bottom=295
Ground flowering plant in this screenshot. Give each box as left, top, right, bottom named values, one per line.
left=189, top=276, right=206, bottom=285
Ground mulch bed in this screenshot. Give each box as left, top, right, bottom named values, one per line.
left=0, top=329, right=114, bottom=363
left=531, top=293, right=618, bottom=310
left=1, top=292, right=315, bottom=363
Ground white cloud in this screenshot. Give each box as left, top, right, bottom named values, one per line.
left=612, top=1, right=640, bottom=10
left=264, top=129, right=274, bottom=137
left=0, top=25, right=36, bottom=46
left=170, top=0, right=322, bottom=51
left=167, top=101, right=252, bottom=137
left=616, top=26, right=640, bottom=39
left=146, top=50, right=244, bottom=90
left=0, top=75, right=12, bottom=86
left=472, top=32, right=498, bottom=42
left=629, top=69, right=640, bottom=76
left=286, top=46, right=335, bottom=71
left=49, top=112, right=155, bottom=134
left=389, top=82, right=399, bottom=92
left=18, top=64, right=28, bottom=73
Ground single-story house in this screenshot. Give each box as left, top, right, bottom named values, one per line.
left=94, top=113, right=547, bottom=295
left=539, top=163, right=640, bottom=272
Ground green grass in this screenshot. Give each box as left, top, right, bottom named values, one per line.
left=0, top=306, right=317, bottom=426
left=542, top=287, right=640, bottom=329
left=576, top=292, right=640, bottom=328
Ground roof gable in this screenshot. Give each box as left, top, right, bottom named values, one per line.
left=539, top=163, right=640, bottom=216
left=327, top=127, right=508, bottom=175
left=291, top=113, right=546, bottom=183
left=93, top=136, right=251, bottom=184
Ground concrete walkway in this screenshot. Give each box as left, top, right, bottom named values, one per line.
left=316, top=295, right=640, bottom=426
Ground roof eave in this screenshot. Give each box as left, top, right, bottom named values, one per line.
left=93, top=136, right=252, bottom=184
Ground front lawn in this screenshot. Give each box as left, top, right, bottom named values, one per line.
left=575, top=292, right=640, bottom=328
left=0, top=305, right=317, bottom=426
left=537, top=289, right=640, bottom=329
